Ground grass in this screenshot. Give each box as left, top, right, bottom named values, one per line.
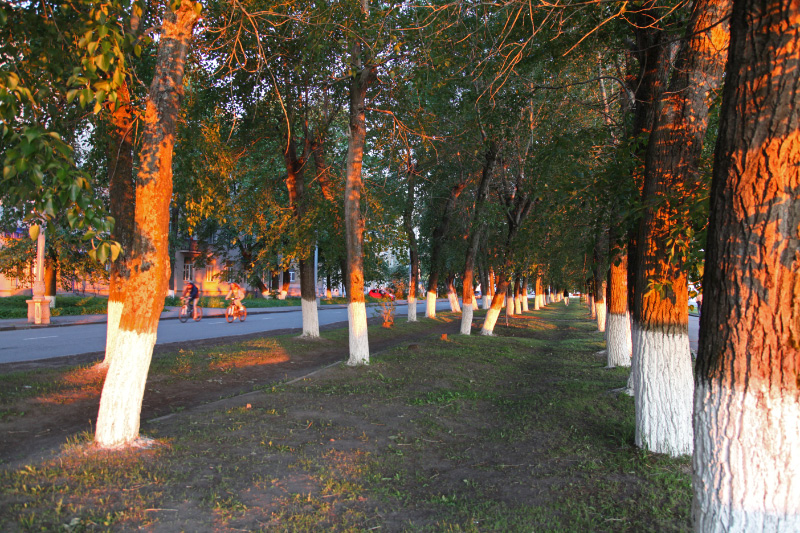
left=0, top=295, right=109, bottom=319
left=0, top=302, right=693, bottom=531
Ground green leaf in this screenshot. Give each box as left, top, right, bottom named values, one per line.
left=96, top=243, right=109, bottom=263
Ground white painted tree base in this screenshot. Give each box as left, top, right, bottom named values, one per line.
left=426, top=291, right=437, bottom=318
left=514, top=296, right=522, bottom=315
left=279, top=290, right=288, bottom=300
left=606, top=312, right=632, bottom=368
left=631, top=324, right=693, bottom=456
left=596, top=301, right=607, bottom=332
left=472, top=298, right=478, bottom=310
left=693, top=380, right=800, bottom=532
left=522, top=297, right=529, bottom=312
left=103, top=299, right=124, bottom=367
left=95, top=329, right=157, bottom=448
left=482, top=295, right=491, bottom=310
left=346, top=302, right=370, bottom=366
left=481, top=307, right=501, bottom=336
left=447, top=293, right=461, bottom=313
left=460, top=305, right=473, bottom=335
left=301, top=298, right=319, bottom=338
left=407, top=296, right=417, bottom=322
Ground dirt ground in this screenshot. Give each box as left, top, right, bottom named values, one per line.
left=0, top=317, right=460, bottom=468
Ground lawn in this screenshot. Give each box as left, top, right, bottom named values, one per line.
left=0, top=302, right=691, bottom=531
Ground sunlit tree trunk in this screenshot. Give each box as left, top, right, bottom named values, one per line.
left=343, top=40, right=376, bottom=366
left=446, top=273, right=461, bottom=312
left=693, top=0, right=799, bottom=528
left=95, top=2, right=198, bottom=448
left=511, top=275, right=521, bottom=315
left=606, top=249, right=632, bottom=368
left=632, top=0, right=731, bottom=457
left=480, top=273, right=509, bottom=336
left=534, top=273, right=542, bottom=310
left=102, top=80, right=135, bottom=368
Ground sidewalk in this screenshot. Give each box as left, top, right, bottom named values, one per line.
left=0, top=299, right=419, bottom=332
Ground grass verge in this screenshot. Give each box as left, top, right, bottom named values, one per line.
left=0, top=303, right=691, bottom=531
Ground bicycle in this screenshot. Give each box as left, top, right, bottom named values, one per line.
left=179, top=297, right=203, bottom=322
left=225, top=300, right=247, bottom=323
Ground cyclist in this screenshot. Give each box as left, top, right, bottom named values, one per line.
left=182, top=281, right=200, bottom=320
left=226, top=282, right=246, bottom=314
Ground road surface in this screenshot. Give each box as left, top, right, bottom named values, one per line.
left=0, top=301, right=449, bottom=364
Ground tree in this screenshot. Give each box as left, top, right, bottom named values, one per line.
left=693, top=0, right=800, bottom=528
left=94, top=0, right=200, bottom=448
left=631, top=0, right=731, bottom=457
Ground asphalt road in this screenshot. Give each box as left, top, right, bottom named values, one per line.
left=0, top=302, right=701, bottom=365
left=0, top=301, right=449, bottom=364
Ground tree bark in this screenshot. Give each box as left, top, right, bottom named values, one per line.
left=632, top=0, right=731, bottom=457
left=593, top=230, right=608, bottom=332
left=426, top=181, right=466, bottom=318
left=461, top=143, right=495, bottom=333
left=102, top=80, right=136, bottom=367
left=480, top=272, right=509, bottom=336
left=606, top=249, right=632, bottom=368
left=344, top=42, right=376, bottom=366
left=284, top=135, right=319, bottom=337
left=95, top=2, right=198, bottom=448
left=693, top=0, right=800, bottom=528
left=521, top=276, right=529, bottom=312
left=403, top=160, right=420, bottom=322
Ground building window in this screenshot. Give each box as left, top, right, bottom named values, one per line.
left=289, top=270, right=296, bottom=282
left=205, top=265, right=215, bottom=282
left=183, top=260, right=194, bottom=281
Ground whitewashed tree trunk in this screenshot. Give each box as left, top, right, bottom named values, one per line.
left=103, top=300, right=124, bottom=367
left=514, top=295, right=522, bottom=315
left=596, top=300, right=607, bottom=332
left=534, top=293, right=540, bottom=310
left=472, top=297, right=478, bottom=310
left=346, top=301, right=369, bottom=365
left=482, top=294, right=491, bottom=309
left=407, top=295, right=417, bottom=322
left=95, top=330, right=157, bottom=447
left=460, top=305, right=473, bottom=335
left=506, top=291, right=514, bottom=316
left=426, top=291, right=437, bottom=318
left=606, top=311, right=632, bottom=367
left=522, top=294, right=529, bottom=312
left=301, top=298, right=319, bottom=337
left=447, top=291, right=461, bottom=313
left=480, top=306, right=501, bottom=336
left=589, top=295, right=596, bottom=318
left=632, top=324, right=693, bottom=456
left=693, top=381, right=800, bottom=532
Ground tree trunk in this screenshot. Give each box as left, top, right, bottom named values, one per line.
left=45, top=251, right=57, bottom=308
left=343, top=42, right=376, bottom=366
left=482, top=266, right=492, bottom=309
left=606, top=250, right=632, bottom=368
left=632, top=0, right=731, bottom=458
left=693, top=0, right=799, bottom=528
left=403, top=161, right=420, bottom=322
left=102, top=80, right=136, bottom=367
left=426, top=181, right=466, bottom=318
left=480, top=273, right=509, bottom=336
left=522, top=277, right=529, bottom=312
left=284, top=135, right=319, bottom=337
left=445, top=273, right=460, bottom=312
left=512, top=275, right=522, bottom=315
left=95, top=2, right=198, bottom=448
left=534, top=273, right=542, bottom=310
left=279, top=269, right=290, bottom=299
left=593, top=229, right=608, bottom=332
left=326, top=272, right=332, bottom=299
